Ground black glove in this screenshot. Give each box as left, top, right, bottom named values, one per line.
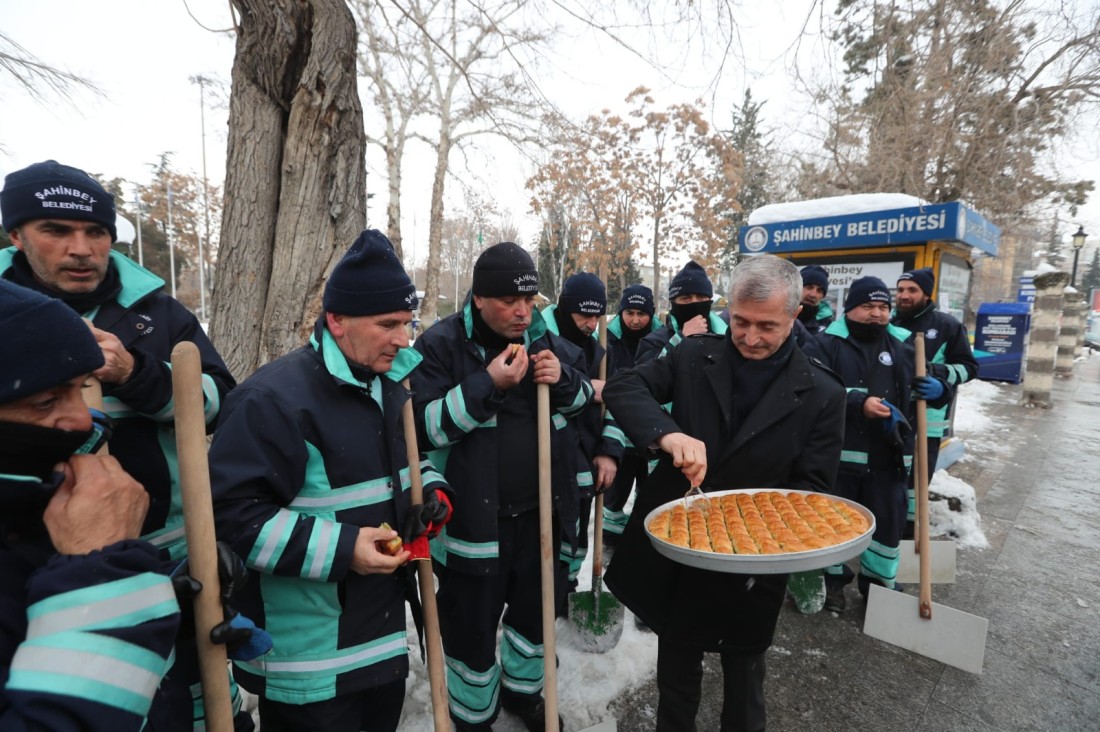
left=171, top=542, right=263, bottom=656
left=926, top=362, right=951, bottom=382
left=401, top=488, right=452, bottom=544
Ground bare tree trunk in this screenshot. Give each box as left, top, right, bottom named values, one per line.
left=421, top=130, right=452, bottom=323
left=386, top=134, right=404, bottom=259
left=652, top=212, right=662, bottom=307
left=211, top=0, right=367, bottom=378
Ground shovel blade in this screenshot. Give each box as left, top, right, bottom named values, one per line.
left=862, top=584, right=987, bottom=674
left=569, top=591, right=625, bottom=653
left=896, top=539, right=957, bottom=583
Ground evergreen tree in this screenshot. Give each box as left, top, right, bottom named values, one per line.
left=723, top=88, right=777, bottom=274
left=1081, top=248, right=1100, bottom=294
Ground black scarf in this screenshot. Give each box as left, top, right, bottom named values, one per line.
left=670, top=301, right=712, bottom=332
left=726, top=333, right=797, bottom=433
left=5, top=251, right=122, bottom=315
left=618, top=321, right=647, bottom=355
left=797, top=302, right=820, bottom=325
left=846, top=316, right=888, bottom=343
left=0, top=420, right=97, bottom=482
left=554, top=308, right=589, bottom=349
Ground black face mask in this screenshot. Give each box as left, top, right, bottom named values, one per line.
left=670, top=301, right=713, bottom=331
left=797, top=302, right=820, bottom=324
left=0, top=415, right=109, bottom=481
left=846, top=317, right=888, bottom=342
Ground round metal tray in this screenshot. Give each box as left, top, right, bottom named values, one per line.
left=644, top=488, right=876, bottom=574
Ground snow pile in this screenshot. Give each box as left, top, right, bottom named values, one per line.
left=397, top=594, right=657, bottom=731
left=398, top=485, right=656, bottom=730
left=952, top=378, right=1005, bottom=435
left=748, top=193, right=929, bottom=225
left=928, top=471, right=989, bottom=549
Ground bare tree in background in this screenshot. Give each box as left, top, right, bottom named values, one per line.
left=796, top=0, right=1098, bottom=223
left=396, top=0, right=553, bottom=323
left=0, top=32, right=99, bottom=104
left=354, top=0, right=431, bottom=260
left=211, top=0, right=367, bottom=377
left=531, top=88, right=741, bottom=301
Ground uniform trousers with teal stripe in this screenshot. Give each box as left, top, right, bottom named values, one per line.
left=437, top=510, right=567, bottom=730
left=824, top=469, right=907, bottom=596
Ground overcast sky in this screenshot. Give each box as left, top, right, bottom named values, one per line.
left=3, top=0, right=1097, bottom=263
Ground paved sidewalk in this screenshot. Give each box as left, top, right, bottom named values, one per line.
left=612, top=355, right=1100, bottom=731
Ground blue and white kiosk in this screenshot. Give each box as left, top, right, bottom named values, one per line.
left=738, top=194, right=1000, bottom=325
left=738, top=194, right=1001, bottom=467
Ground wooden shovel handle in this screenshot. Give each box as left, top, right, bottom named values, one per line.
left=537, top=383, right=559, bottom=732
left=401, top=379, right=449, bottom=732
left=171, top=342, right=233, bottom=732
left=80, top=319, right=108, bottom=455
left=592, top=316, right=609, bottom=581
left=914, top=334, right=933, bottom=620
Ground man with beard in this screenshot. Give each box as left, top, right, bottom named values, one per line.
left=0, top=160, right=245, bottom=730
left=210, top=230, right=452, bottom=732
left=542, top=273, right=621, bottom=593
left=410, top=242, right=592, bottom=731
left=603, top=255, right=846, bottom=732
left=804, top=276, right=952, bottom=613
left=636, top=260, right=727, bottom=364
left=891, top=267, right=978, bottom=536
left=601, top=284, right=660, bottom=547
left=0, top=279, right=180, bottom=730
left=796, top=264, right=834, bottom=337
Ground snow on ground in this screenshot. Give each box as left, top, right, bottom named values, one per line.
left=921, top=377, right=1011, bottom=548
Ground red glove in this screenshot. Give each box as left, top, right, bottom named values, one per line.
left=403, top=490, right=453, bottom=561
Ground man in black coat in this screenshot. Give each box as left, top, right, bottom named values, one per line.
left=603, top=255, right=846, bottom=732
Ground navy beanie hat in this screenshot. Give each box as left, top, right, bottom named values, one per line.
left=472, top=242, right=539, bottom=297
left=844, top=276, right=892, bottom=312
left=800, top=264, right=830, bottom=293
left=668, top=261, right=713, bottom=300
left=0, top=280, right=105, bottom=405
left=1, top=160, right=117, bottom=242
left=898, top=267, right=935, bottom=297
left=558, top=273, right=606, bottom=316
left=323, top=229, right=417, bottom=316
left=618, top=284, right=655, bottom=316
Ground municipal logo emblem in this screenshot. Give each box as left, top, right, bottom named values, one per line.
left=744, top=227, right=768, bottom=252
left=878, top=352, right=893, bottom=366
left=926, top=328, right=938, bottom=340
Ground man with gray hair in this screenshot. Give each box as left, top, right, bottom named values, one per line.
left=603, top=254, right=845, bottom=732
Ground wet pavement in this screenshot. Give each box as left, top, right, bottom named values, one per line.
left=610, top=354, right=1100, bottom=731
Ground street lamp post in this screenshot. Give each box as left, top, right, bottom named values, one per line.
left=1071, top=225, right=1088, bottom=287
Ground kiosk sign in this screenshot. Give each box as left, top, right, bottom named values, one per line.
left=738, top=201, right=1000, bottom=256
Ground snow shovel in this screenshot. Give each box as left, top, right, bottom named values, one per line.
left=171, top=341, right=234, bottom=732
left=400, top=379, right=450, bottom=732
left=863, top=334, right=988, bottom=674
left=536, top=383, right=560, bottom=732
left=896, top=371, right=957, bottom=583
left=569, top=317, right=625, bottom=651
